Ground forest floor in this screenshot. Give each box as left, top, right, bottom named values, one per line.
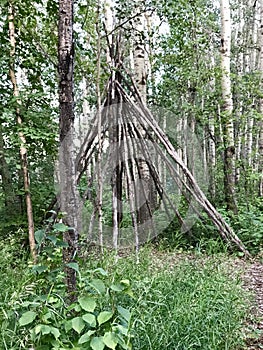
left=241, top=258, right=263, bottom=349
left=147, top=250, right=263, bottom=349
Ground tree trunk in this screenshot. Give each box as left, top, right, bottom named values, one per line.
left=8, top=3, right=36, bottom=262
left=58, top=0, right=80, bottom=301
left=0, top=125, right=15, bottom=213
left=259, top=0, right=263, bottom=196
left=220, top=0, right=238, bottom=214
left=132, top=3, right=157, bottom=233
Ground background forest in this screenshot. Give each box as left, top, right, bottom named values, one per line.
left=0, top=0, right=263, bottom=349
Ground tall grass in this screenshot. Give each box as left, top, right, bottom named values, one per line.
left=0, top=241, right=250, bottom=350
left=85, top=248, right=249, bottom=350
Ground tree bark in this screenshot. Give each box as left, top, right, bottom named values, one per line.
left=58, top=0, right=80, bottom=301
left=259, top=0, right=263, bottom=196
left=220, top=0, right=238, bottom=214
left=8, top=3, right=36, bottom=263
left=0, top=125, right=15, bottom=213
left=132, top=2, right=157, bottom=231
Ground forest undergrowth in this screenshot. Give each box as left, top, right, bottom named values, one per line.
left=0, top=235, right=259, bottom=350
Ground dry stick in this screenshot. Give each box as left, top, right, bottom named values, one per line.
left=96, top=2, right=103, bottom=251
left=76, top=94, right=108, bottom=173
left=77, top=131, right=103, bottom=181
left=111, top=103, right=122, bottom=252
left=118, top=81, right=250, bottom=256
left=122, top=121, right=141, bottom=257
left=122, top=101, right=185, bottom=228
left=116, top=103, right=142, bottom=255
left=121, top=113, right=160, bottom=253
left=123, top=128, right=140, bottom=261
left=121, top=107, right=158, bottom=239
left=124, top=98, right=207, bottom=229
left=123, top=105, right=184, bottom=228
left=8, top=4, right=36, bottom=263
left=117, top=83, right=202, bottom=233
left=140, top=108, right=250, bottom=255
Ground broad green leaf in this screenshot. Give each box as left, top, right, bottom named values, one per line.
left=89, top=279, right=106, bottom=294
left=97, top=311, right=114, bottom=326
left=103, top=332, right=118, bottom=349
left=55, top=240, right=69, bottom=247
left=120, top=279, right=130, bottom=286
left=90, top=336, right=105, bottom=350
left=53, top=223, right=68, bottom=232
left=114, top=324, right=128, bottom=336
left=82, top=313, right=96, bottom=327
left=72, top=317, right=85, bottom=334
left=110, top=283, right=124, bottom=292
left=78, top=296, right=96, bottom=312
left=93, top=268, right=108, bottom=276
left=46, top=234, right=57, bottom=244
left=78, top=330, right=96, bottom=344
left=19, top=311, right=37, bottom=326
left=66, top=262, right=79, bottom=272
left=32, top=264, right=48, bottom=274
left=42, top=312, right=52, bottom=323
left=117, top=306, right=131, bottom=322
left=41, top=325, right=52, bottom=335
left=50, top=326, right=60, bottom=339
left=35, top=229, right=45, bottom=244
left=35, top=324, right=45, bottom=335
left=64, top=320, right=73, bottom=333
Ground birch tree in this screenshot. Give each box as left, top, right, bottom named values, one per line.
left=131, top=1, right=157, bottom=233
left=8, top=2, right=36, bottom=262
left=220, top=0, right=238, bottom=214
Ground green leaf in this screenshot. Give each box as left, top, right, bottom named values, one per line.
left=113, top=324, right=128, bottom=336
left=42, top=312, right=52, bottom=323
left=103, top=332, right=118, bottom=349
left=78, top=330, right=96, bottom=344
left=50, top=326, right=60, bottom=339
left=110, top=283, right=124, bottom=292
left=46, top=234, right=57, bottom=244
left=97, top=311, right=114, bottom=326
left=32, top=264, right=48, bottom=274
left=117, top=306, right=131, bottom=322
left=89, top=279, right=106, bottom=294
left=35, top=229, right=45, bottom=244
left=19, top=311, right=37, bottom=326
left=35, top=324, right=48, bottom=335
left=90, top=336, right=105, bottom=350
left=66, top=262, right=79, bottom=272
left=41, top=325, right=52, bottom=335
left=72, top=317, right=85, bottom=334
left=64, top=320, right=73, bottom=333
left=53, top=223, right=68, bottom=232
left=93, top=268, right=108, bottom=276
left=82, top=313, right=96, bottom=327
left=120, top=279, right=130, bottom=286
left=78, top=296, right=96, bottom=312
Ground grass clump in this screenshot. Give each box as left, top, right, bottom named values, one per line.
left=86, top=249, right=249, bottom=350
left=132, top=260, right=247, bottom=349
left=0, top=240, right=249, bottom=350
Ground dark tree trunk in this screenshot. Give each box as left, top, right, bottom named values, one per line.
left=58, top=0, right=80, bottom=302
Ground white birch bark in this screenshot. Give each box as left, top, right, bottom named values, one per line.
left=133, top=1, right=147, bottom=103
left=220, top=0, right=238, bottom=213
left=132, top=1, right=153, bottom=232
left=8, top=3, right=36, bottom=263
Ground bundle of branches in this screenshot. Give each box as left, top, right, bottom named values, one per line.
left=75, top=62, right=250, bottom=257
